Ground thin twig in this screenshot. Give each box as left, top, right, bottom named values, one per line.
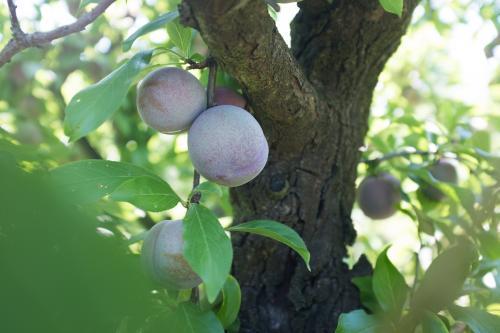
left=0, top=0, right=116, bottom=67
left=7, top=0, right=23, bottom=38
left=361, top=149, right=434, bottom=165
left=410, top=249, right=421, bottom=303
left=190, top=58, right=218, bottom=204
left=485, top=26, right=500, bottom=58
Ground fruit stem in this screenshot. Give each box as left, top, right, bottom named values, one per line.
left=190, top=58, right=218, bottom=204
left=206, top=58, right=218, bottom=107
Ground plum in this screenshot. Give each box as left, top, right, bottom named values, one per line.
left=421, top=159, right=458, bottom=201
left=214, top=87, right=246, bottom=109
left=188, top=105, right=269, bottom=187
left=358, top=173, right=401, bottom=219
left=136, top=67, right=207, bottom=134
left=141, top=220, right=201, bottom=290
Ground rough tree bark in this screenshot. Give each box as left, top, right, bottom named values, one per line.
left=181, top=0, right=419, bottom=332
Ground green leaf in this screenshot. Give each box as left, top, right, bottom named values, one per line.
left=411, top=241, right=477, bottom=312
left=474, top=148, right=500, bottom=170
left=50, top=160, right=162, bottom=203
left=150, top=302, right=224, bottom=333
left=414, top=209, right=437, bottom=236
left=352, top=276, right=381, bottom=313
left=411, top=167, right=477, bottom=217
left=449, top=306, right=500, bottom=333
left=110, top=176, right=180, bottom=212
left=216, top=275, right=241, bottom=328
left=183, top=204, right=233, bottom=303
left=478, top=232, right=500, bottom=260
left=335, top=310, right=382, bottom=333
left=64, top=51, right=152, bottom=141
left=227, top=220, right=311, bottom=271
left=372, top=247, right=409, bottom=317
left=166, top=18, right=194, bottom=58
left=396, top=114, right=421, bottom=127
left=123, top=11, right=179, bottom=51
left=422, top=311, right=449, bottom=333
left=449, top=186, right=477, bottom=219
left=379, top=0, right=403, bottom=17
left=470, top=130, right=491, bottom=152
left=0, top=162, right=163, bottom=333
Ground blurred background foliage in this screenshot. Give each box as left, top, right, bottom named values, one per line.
left=0, top=0, right=499, bottom=331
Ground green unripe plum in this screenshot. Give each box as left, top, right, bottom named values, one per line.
left=188, top=105, right=269, bottom=187
left=136, top=67, right=207, bottom=134
left=214, top=87, right=247, bottom=109
left=141, top=220, right=201, bottom=290
left=422, top=159, right=458, bottom=201
left=357, top=173, right=401, bottom=220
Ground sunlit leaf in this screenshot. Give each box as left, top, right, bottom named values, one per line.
left=64, top=51, right=152, bottom=141
left=470, top=130, right=491, bottom=152
left=110, top=175, right=180, bottom=212
left=123, top=11, right=179, bottom=51
left=50, top=159, right=161, bottom=204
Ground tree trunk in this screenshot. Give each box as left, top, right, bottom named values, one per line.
left=181, top=1, right=419, bottom=331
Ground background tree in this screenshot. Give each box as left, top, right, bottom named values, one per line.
left=0, top=1, right=499, bottom=333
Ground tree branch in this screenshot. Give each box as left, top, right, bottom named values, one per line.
left=362, top=149, right=434, bottom=165
left=0, top=0, right=116, bottom=68
left=292, top=0, right=420, bottom=106
left=7, top=0, right=23, bottom=38
left=180, top=0, right=318, bottom=134
left=485, top=27, right=500, bottom=58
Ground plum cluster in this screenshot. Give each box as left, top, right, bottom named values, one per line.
left=357, top=159, right=458, bottom=220
left=137, top=66, right=268, bottom=187
left=137, top=67, right=268, bottom=290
